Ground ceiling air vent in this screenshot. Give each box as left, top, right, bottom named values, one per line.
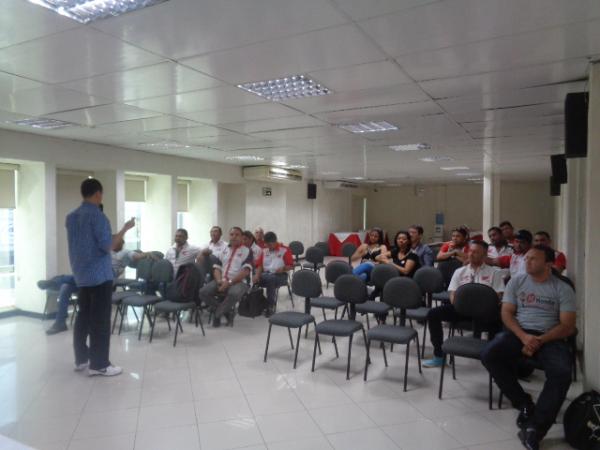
left=243, top=166, right=302, bottom=183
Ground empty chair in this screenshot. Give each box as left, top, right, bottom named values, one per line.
left=311, top=274, right=368, bottom=380
left=301, top=246, right=325, bottom=273
left=315, top=241, right=330, bottom=257
left=310, top=261, right=352, bottom=320
left=111, top=257, right=154, bottom=334
left=264, top=269, right=322, bottom=368
left=438, top=283, right=500, bottom=409
left=364, top=277, right=423, bottom=391
left=288, top=241, right=304, bottom=272
left=406, top=267, right=444, bottom=357
left=341, top=242, right=357, bottom=266
left=432, top=259, right=463, bottom=304
left=355, top=264, right=398, bottom=329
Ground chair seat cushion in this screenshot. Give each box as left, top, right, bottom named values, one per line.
left=301, top=262, right=325, bottom=269
left=441, top=336, right=487, bottom=359
left=367, top=325, right=417, bottom=344
left=432, top=291, right=450, bottom=303
left=355, top=300, right=391, bottom=314
left=406, top=306, right=430, bottom=321
left=269, top=311, right=315, bottom=328
left=122, top=295, right=161, bottom=307
left=113, top=278, right=137, bottom=287
left=111, top=291, right=137, bottom=303
left=154, top=300, right=196, bottom=312
left=311, top=296, right=344, bottom=309
left=316, top=320, right=362, bottom=337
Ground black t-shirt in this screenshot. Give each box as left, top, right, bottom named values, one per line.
left=391, top=249, right=420, bottom=277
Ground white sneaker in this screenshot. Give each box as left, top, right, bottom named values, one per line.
left=74, top=362, right=88, bottom=372
left=88, top=365, right=122, bottom=377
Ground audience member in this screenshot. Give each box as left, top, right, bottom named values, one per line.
left=165, top=228, right=200, bottom=276
left=242, top=230, right=263, bottom=263
left=351, top=228, right=387, bottom=282
left=490, top=229, right=532, bottom=278
left=500, top=220, right=517, bottom=245
left=112, top=238, right=154, bottom=278
left=533, top=231, right=567, bottom=273
left=199, top=227, right=252, bottom=327
left=436, top=227, right=470, bottom=263
left=408, top=225, right=434, bottom=267
left=487, top=226, right=513, bottom=258
left=481, top=245, right=576, bottom=450
left=254, top=227, right=266, bottom=249
left=423, top=240, right=504, bottom=368
left=384, top=231, right=421, bottom=277
left=253, top=231, right=293, bottom=316
left=201, top=226, right=228, bottom=262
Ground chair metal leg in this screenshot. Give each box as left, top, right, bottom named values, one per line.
left=334, top=308, right=338, bottom=320
left=118, top=304, right=127, bottom=335
left=403, top=341, right=410, bottom=392
left=293, top=326, right=302, bottom=369
left=288, top=328, right=294, bottom=349
left=195, top=306, right=206, bottom=336
left=311, top=333, right=319, bottom=372
left=332, top=336, right=339, bottom=358
left=263, top=323, right=272, bottom=363
left=451, top=355, right=456, bottom=380
left=340, top=305, right=347, bottom=319
left=346, top=334, right=354, bottom=380
left=131, top=307, right=140, bottom=323
left=314, top=321, right=322, bottom=354
left=137, top=306, right=146, bottom=340
left=361, top=327, right=370, bottom=364
left=438, top=354, right=448, bottom=399
left=149, top=309, right=158, bottom=343
left=498, top=391, right=503, bottom=409
left=322, top=308, right=327, bottom=321
left=173, top=312, right=182, bottom=347
left=415, top=335, right=422, bottom=373
left=365, top=314, right=370, bottom=330
left=111, top=303, right=120, bottom=334
left=421, top=320, right=427, bottom=359
left=382, top=343, right=388, bottom=367
left=488, top=372, right=493, bottom=410
left=364, top=338, right=371, bottom=381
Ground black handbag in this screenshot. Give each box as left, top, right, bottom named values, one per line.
left=237, top=285, right=268, bottom=318
left=564, top=390, right=600, bottom=449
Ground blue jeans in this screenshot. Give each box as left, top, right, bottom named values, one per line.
left=353, top=262, right=375, bottom=282
left=481, top=331, right=572, bottom=435
left=258, top=272, right=288, bottom=307
left=45, top=275, right=78, bottom=325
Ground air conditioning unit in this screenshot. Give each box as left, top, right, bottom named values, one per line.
left=323, top=181, right=359, bottom=189
left=243, top=166, right=302, bottom=183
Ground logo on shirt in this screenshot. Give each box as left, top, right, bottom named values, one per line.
left=518, top=292, right=557, bottom=310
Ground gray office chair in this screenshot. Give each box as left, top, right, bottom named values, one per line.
left=311, top=274, right=368, bottom=380
left=364, top=277, right=423, bottom=391
left=310, top=261, right=352, bottom=320
left=264, top=269, right=322, bottom=368
left=301, top=246, right=325, bottom=273
left=111, top=257, right=154, bottom=334
left=289, top=241, right=304, bottom=272
left=355, top=264, right=398, bottom=329
left=432, top=259, right=463, bottom=304
left=341, top=242, right=357, bottom=265
left=315, top=241, right=330, bottom=257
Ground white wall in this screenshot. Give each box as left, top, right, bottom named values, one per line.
left=184, top=178, right=218, bottom=247
left=56, top=173, right=88, bottom=274
left=142, top=174, right=174, bottom=253
left=499, top=180, right=555, bottom=238
left=217, top=183, right=246, bottom=235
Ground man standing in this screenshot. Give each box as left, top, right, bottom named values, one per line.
left=408, top=224, right=434, bottom=267
left=165, top=228, right=200, bottom=277
left=423, top=240, right=504, bottom=368
left=481, top=246, right=576, bottom=450
left=199, top=227, right=252, bottom=327
left=66, top=178, right=134, bottom=376
left=253, top=232, right=294, bottom=316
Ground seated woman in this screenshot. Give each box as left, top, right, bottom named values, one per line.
left=351, top=228, right=387, bottom=282
left=386, top=230, right=421, bottom=277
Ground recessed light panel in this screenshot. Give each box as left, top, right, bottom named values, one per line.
left=139, top=141, right=191, bottom=149
left=339, top=121, right=398, bottom=134
left=389, top=143, right=431, bottom=152
left=455, top=172, right=481, bottom=177
left=237, top=75, right=331, bottom=101
left=440, top=166, right=470, bottom=171
left=419, top=156, right=454, bottom=162
left=225, top=155, right=265, bottom=161
left=11, top=118, right=76, bottom=130
left=27, top=0, right=168, bottom=24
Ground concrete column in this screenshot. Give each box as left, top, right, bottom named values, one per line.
left=482, top=155, right=501, bottom=235
left=583, top=62, right=600, bottom=391
left=94, top=169, right=125, bottom=229
left=186, top=178, right=218, bottom=247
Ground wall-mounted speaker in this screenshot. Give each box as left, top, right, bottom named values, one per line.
left=564, top=92, right=588, bottom=159
left=550, top=176, right=561, bottom=197
left=550, top=154, right=567, bottom=184
left=307, top=183, right=317, bottom=199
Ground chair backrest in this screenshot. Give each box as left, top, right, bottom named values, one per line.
left=150, top=251, right=164, bottom=259
left=305, top=246, right=325, bottom=265
left=315, top=241, right=330, bottom=257
left=453, top=283, right=500, bottom=321
left=151, top=259, right=174, bottom=284
left=370, top=264, right=399, bottom=289
left=325, top=260, right=352, bottom=284
left=382, top=277, right=423, bottom=310
left=437, top=259, right=463, bottom=288
left=413, top=267, right=444, bottom=294
left=136, top=257, right=154, bottom=280
left=341, top=242, right=357, bottom=258
left=334, top=274, right=367, bottom=304
left=288, top=241, right=304, bottom=257
left=128, top=250, right=143, bottom=268
left=291, top=269, right=322, bottom=298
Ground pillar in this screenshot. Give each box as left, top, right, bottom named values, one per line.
left=482, top=154, right=501, bottom=235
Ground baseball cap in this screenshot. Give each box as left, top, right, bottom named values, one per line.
left=514, top=229, right=533, bottom=244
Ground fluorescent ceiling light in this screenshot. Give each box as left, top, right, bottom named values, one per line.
left=237, top=75, right=331, bottom=101
left=225, top=155, right=265, bottom=161
left=10, top=118, right=76, bottom=130
left=27, top=0, right=168, bottom=24
left=389, top=143, right=431, bottom=152
left=440, top=166, right=470, bottom=171
left=467, top=177, right=484, bottom=181
left=363, top=180, right=385, bottom=184
left=347, top=176, right=365, bottom=180
left=320, top=171, right=340, bottom=176
left=455, top=172, right=481, bottom=177
left=139, top=141, right=191, bottom=149
left=271, top=161, right=287, bottom=166
left=419, top=156, right=454, bottom=162
left=339, top=121, right=398, bottom=134
left=285, top=164, right=307, bottom=169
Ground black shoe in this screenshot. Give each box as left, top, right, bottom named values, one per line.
left=224, top=311, right=235, bottom=327
left=516, top=399, right=535, bottom=429
left=518, top=427, right=540, bottom=450
left=46, top=323, right=68, bottom=335
left=212, top=316, right=221, bottom=327
left=37, top=280, right=52, bottom=290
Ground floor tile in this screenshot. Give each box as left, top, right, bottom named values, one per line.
left=134, top=424, right=200, bottom=450
left=326, top=427, right=399, bottom=450
left=84, top=388, right=141, bottom=413
left=435, top=412, right=513, bottom=446
left=68, top=433, right=135, bottom=450
left=357, top=398, right=424, bottom=426
left=256, top=411, right=322, bottom=444
left=137, top=402, right=196, bottom=431
left=268, top=436, right=334, bottom=450
left=191, top=379, right=243, bottom=401
left=197, top=418, right=263, bottom=450
left=308, top=403, right=375, bottom=434
left=141, top=381, right=193, bottom=407
left=246, top=390, right=305, bottom=416
left=194, top=396, right=253, bottom=423
left=382, top=419, right=463, bottom=450
left=73, top=408, right=138, bottom=439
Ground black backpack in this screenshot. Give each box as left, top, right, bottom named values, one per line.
left=166, top=263, right=204, bottom=304
left=238, top=285, right=268, bottom=318
left=564, top=390, right=600, bottom=449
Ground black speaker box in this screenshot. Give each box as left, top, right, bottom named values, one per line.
left=564, top=92, right=588, bottom=158
left=550, top=176, right=561, bottom=197
left=551, top=154, right=567, bottom=184
left=307, top=183, right=317, bottom=199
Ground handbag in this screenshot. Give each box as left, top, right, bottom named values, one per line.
left=237, top=285, right=268, bottom=318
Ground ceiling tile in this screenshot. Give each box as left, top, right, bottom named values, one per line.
left=450, top=102, right=564, bottom=124
left=143, top=125, right=234, bottom=141
left=224, top=115, right=326, bottom=134
left=96, top=115, right=200, bottom=134
left=332, top=0, right=436, bottom=21
left=0, top=27, right=165, bottom=84
left=181, top=24, right=386, bottom=85
left=0, top=71, right=43, bottom=97
left=47, top=104, right=158, bottom=126
left=179, top=103, right=301, bottom=125
left=60, top=62, right=222, bottom=101
left=314, top=101, right=442, bottom=124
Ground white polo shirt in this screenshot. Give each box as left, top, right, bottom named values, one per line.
left=488, top=244, right=513, bottom=259
left=214, top=245, right=253, bottom=281
left=165, top=242, right=201, bottom=276
left=448, top=263, right=505, bottom=294
left=205, top=239, right=228, bottom=262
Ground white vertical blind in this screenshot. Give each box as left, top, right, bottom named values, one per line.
left=125, top=178, right=146, bottom=202
left=0, top=166, right=17, bottom=208
left=177, top=182, right=189, bottom=212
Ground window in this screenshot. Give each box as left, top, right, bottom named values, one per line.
left=177, top=211, right=190, bottom=230
left=124, top=201, right=144, bottom=251
left=0, top=208, right=15, bottom=308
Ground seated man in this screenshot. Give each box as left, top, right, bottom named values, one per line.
left=253, top=227, right=266, bottom=249
left=423, top=240, right=504, bottom=368
left=199, top=227, right=252, bottom=327
left=165, top=228, right=200, bottom=277
left=252, top=232, right=294, bottom=316
left=408, top=224, right=434, bottom=267
left=200, top=226, right=228, bottom=262
left=487, top=226, right=513, bottom=258
left=533, top=231, right=567, bottom=273
left=242, top=230, right=262, bottom=264
left=436, top=227, right=470, bottom=263
left=489, top=229, right=532, bottom=278
left=500, top=220, right=517, bottom=246
left=481, top=245, right=576, bottom=450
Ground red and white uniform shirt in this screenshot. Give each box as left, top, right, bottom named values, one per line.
left=488, top=244, right=513, bottom=259
left=448, top=263, right=504, bottom=294
left=498, top=252, right=527, bottom=277
left=255, top=244, right=294, bottom=273
left=440, top=241, right=470, bottom=255
left=214, top=245, right=253, bottom=282
left=251, top=243, right=263, bottom=263
left=205, top=239, right=228, bottom=262
left=166, top=242, right=201, bottom=276
left=554, top=251, right=567, bottom=273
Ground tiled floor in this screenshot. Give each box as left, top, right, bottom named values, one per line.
left=0, top=272, right=581, bottom=450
